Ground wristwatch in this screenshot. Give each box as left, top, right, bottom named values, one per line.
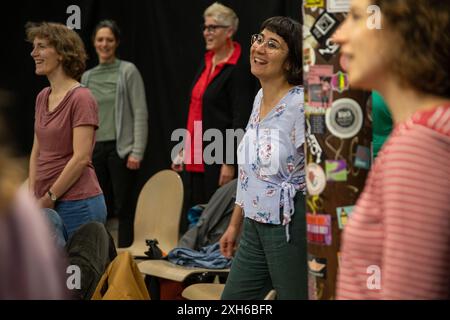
left=47, top=190, right=57, bottom=202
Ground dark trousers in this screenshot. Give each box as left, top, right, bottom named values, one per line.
left=92, top=141, right=137, bottom=248
left=221, top=192, right=308, bottom=300
left=180, top=171, right=208, bottom=236
left=180, top=165, right=237, bottom=235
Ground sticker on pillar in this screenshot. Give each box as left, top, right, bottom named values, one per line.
left=327, top=0, right=351, bottom=13
left=306, top=116, right=324, bottom=163
left=308, top=274, right=318, bottom=300
left=318, top=37, right=340, bottom=61
left=325, top=160, right=347, bottom=181
left=306, top=133, right=324, bottom=164
left=303, top=43, right=316, bottom=73
left=307, top=65, right=334, bottom=111
left=305, top=0, right=325, bottom=8
left=305, top=104, right=327, bottom=115
left=310, top=114, right=326, bottom=134
left=306, top=213, right=332, bottom=246
left=354, top=145, right=371, bottom=169
left=308, top=254, right=327, bottom=279
left=311, top=11, right=340, bottom=45
left=336, top=205, right=354, bottom=229
left=331, top=71, right=349, bottom=93
left=304, top=15, right=319, bottom=49
left=306, top=163, right=326, bottom=195
left=326, top=98, right=363, bottom=139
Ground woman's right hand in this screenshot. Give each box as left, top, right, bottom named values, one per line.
left=220, top=226, right=239, bottom=258
left=37, top=193, right=55, bottom=209
left=171, top=149, right=184, bottom=172
left=171, top=162, right=184, bottom=172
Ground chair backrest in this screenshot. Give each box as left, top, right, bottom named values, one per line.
left=132, top=170, right=183, bottom=254
left=264, top=289, right=277, bottom=300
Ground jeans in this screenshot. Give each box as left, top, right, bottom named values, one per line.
left=55, top=194, right=107, bottom=239
left=43, top=208, right=68, bottom=249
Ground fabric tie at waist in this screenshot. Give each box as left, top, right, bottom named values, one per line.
left=281, top=181, right=296, bottom=242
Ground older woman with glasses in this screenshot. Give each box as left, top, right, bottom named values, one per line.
left=220, top=16, right=306, bottom=300
left=171, top=2, right=254, bottom=234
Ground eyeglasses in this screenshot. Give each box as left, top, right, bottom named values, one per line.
left=202, top=24, right=230, bottom=34
left=251, top=34, right=283, bottom=52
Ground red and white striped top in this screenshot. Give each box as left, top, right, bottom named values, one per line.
left=337, top=105, right=450, bottom=300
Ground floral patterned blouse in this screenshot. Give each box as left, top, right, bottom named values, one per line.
left=236, top=86, right=306, bottom=241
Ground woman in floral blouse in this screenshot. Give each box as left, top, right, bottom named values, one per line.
left=220, top=16, right=306, bottom=299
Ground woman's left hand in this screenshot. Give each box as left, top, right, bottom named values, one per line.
left=38, top=195, right=55, bottom=210
left=127, top=156, right=141, bottom=170
left=219, top=164, right=235, bottom=186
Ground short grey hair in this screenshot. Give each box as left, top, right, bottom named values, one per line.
left=204, top=2, right=239, bottom=33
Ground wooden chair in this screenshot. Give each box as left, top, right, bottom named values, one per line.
left=264, top=289, right=277, bottom=300
left=138, top=259, right=229, bottom=284
left=137, top=174, right=232, bottom=297
left=118, top=170, right=183, bottom=258
left=181, top=283, right=225, bottom=300
left=181, top=284, right=277, bottom=300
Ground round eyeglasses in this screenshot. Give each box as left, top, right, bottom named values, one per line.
left=251, top=34, right=283, bottom=52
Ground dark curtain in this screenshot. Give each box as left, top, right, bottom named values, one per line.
left=0, top=0, right=300, bottom=197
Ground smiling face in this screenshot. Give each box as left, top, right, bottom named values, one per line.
left=30, top=37, right=62, bottom=77
left=333, top=0, right=391, bottom=90
left=250, top=29, right=289, bottom=83
left=203, top=16, right=232, bottom=52
left=94, top=27, right=118, bottom=64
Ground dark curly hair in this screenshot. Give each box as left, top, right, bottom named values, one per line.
left=26, top=22, right=87, bottom=81
left=373, top=0, right=450, bottom=97
left=260, top=16, right=302, bottom=85
left=91, top=19, right=121, bottom=44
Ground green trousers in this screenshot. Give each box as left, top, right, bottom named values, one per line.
left=221, top=193, right=307, bottom=300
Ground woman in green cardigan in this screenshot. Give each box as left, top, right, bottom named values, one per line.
left=81, top=20, right=148, bottom=248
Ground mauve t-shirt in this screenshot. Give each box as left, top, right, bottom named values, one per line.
left=34, top=86, right=102, bottom=200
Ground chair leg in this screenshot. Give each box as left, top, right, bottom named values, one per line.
left=144, top=275, right=160, bottom=300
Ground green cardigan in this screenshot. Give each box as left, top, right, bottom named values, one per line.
left=82, top=60, right=148, bottom=161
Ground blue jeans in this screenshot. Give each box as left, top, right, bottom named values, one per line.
left=55, top=194, right=107, bottom=239
left=43, top=208, right=68, bottom=249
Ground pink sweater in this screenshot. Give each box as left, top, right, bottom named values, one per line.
left=337, top=105, right=450, bottom=299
